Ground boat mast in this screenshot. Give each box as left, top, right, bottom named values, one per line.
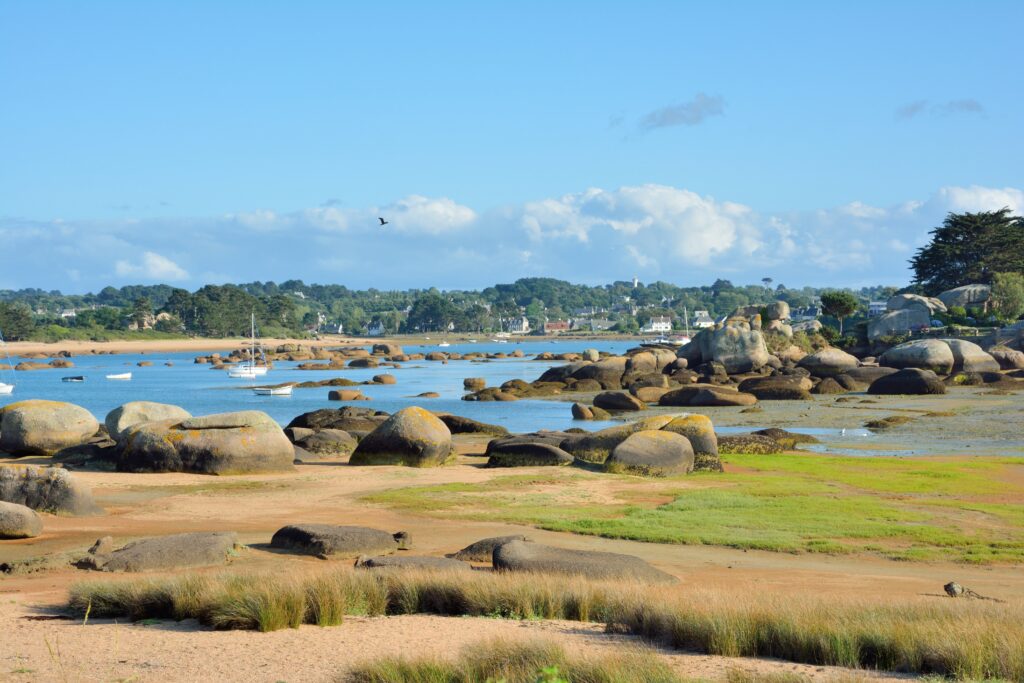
left=0, top=328, right=14, bottom=386
left=683, top=306, right=690, bottom=337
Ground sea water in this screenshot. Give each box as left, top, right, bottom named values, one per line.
left=0, top=340, right=636, bottom=433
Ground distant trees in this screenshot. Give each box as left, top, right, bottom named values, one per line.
left=910, top=209, right=1024, bottom=293
left=820, top=290, right=860, bottom=334
left=0, top=302, right=34, bottom=340
left=991, top=272, right=1024, bottom=321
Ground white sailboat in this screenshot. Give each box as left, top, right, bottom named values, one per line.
left=228, top=313, right=270, bottom=379
left=0, top=329, right=13, bottom=395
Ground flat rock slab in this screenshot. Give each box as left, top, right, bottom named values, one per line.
left=88, top=532, right=238, bottom=572
left=446, top=535, right=528, bottom=562
left=486, top=442, right=573, bottom=467
left=270, top=524, right=408, bottom=559
left=492, top=540, right=677, bottom=583
left=356, top=555, right=471, bottom=571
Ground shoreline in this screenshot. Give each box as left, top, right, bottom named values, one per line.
left=4, top=333, right=641, bottom=356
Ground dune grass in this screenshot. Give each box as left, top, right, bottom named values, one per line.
left=363, top=454, right=1024, bottom=563
left=68, top=567, right=1024, bottom=680
left=343, top=637, right=683, bottom=683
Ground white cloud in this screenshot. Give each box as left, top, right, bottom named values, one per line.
left=114, top=251, right=189, bottom=280
left=3, top=184, right=1022, bottom=292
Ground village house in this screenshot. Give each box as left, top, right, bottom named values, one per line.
left=641, top=315, right=672, bottom=334
left=543, top=320, right=570, bottom=335
left=691, top=310, right=715, bottom=329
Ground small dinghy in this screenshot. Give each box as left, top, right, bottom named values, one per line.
left=62, top=376, right=86, bottom=383
left=106, top=372, right=132, bottom=380
left=253, top=384, right=293, bottom=396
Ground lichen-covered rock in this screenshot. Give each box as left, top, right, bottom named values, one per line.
left=605, top=430, right=694, bottom=476
left=270, top=524, right=407, bottom=558
left=493, top=540, right=676, bottom=583
left=104, top=401, right=191, bottom=443
left=295, top=429, right=357, bottom=457
left=593, top=391, right=647, bottom=412
left=561, top=416, right=675, bottom=463
left=797, top=348, right=859, bottom=377
left=736, top=376, right=813, bottom=401
left=708, top=327, right=771, bottom=374
left=879, top=339, right=955, bottom=374
left=718, top=434, right=784, bottom=454
left=0, top=465, right=101, bottom=515
left=463, top=377, right=486, bottom=391
left=0, top=500, right=43, bottom=538
left=658, top=385, right=757, bottom=407
left=0, top=400, right=99, bottom=456
left=941, top=339, right=1000, bottom=373
left=485, top=439, right=573, bottom=467
left=286, top=407, right=389, bottom=434
left=435, top=414, right=509, bottom=436
left=868, top=368, right=947, bottom=395
left=119, top=411, right=295, bottom=474
left=662, top=414, right=720, bottom=471
left=348, top=406, right=453, bottom=467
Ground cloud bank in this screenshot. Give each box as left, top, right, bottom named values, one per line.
left=2, top=184, right=1020, bottom=293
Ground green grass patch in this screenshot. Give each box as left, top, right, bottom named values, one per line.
left=363, top=454, right=1024, bottom=563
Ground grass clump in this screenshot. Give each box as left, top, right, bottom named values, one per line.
left=343, top=638, right=681, bottom=683
left=68, top=567, right=1024, bottom=680
left=864, top=415, right=914, bottom=430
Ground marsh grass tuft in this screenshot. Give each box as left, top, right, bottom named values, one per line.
left=343, top=637, right=682, bottom=683
left=68, top=567, right=1024, bottom=680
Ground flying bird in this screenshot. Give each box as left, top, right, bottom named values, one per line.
left=378, top=217, right=389, bottom=226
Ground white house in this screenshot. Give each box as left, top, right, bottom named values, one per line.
left=641, top=316, right=673, bottom=334
left=868, top=301, right=887, bottom=317
left=692, top=310, right=715, bottom=329
left=366, top=320, right=386, bottom=336
left=506, top=316, right=531, bottom=334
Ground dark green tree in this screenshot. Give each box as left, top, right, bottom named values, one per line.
left=910, top=209, right=1024, bottom=293
left=820, top=290, right=860, bottom=334
left=0, top=302, right=35, bottom=340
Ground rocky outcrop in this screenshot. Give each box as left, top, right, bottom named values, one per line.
left=83, top=532, right=238, bottom=572
left=0, top=500, right=43, bottom=539
left=937, top=284, right=990, bottom=309
left=562, top=416, right=675, bottom=463
left=0, top=400, right=99, bottom=456
left=736, top=376, right=813, bottom=401
left=104, top=402, right=191, bottom=443
left=270, top=524, right=408, bottom=559
left=348, top=407, right=453, bottom=467
left=446, top=535, right=528, bottom=562
left=593, top=391, right=647, bottom=412
left=286, top=407, right=388, bottom=434
left=658, top=385, right=757, bottom=407
left=868, top=368, right=947, bottom=395
left=493, top=540, right=676, bottom=583
left=0, top=465, right=101, bottom=515
left=868, top=309, right=931, bottom=341
left=989, top=345, right=1024, bottom=370
left=662, top=414, right=719, bottom=471
left=887, top=293, right=947, bottom=315
left=435, top=414, right=509, bottom=436
left=356, top=555, right=471, bottom=571
left=569, top=357, right=628, bottom=390
left=880, top=339, right=956, bottom=374
left=463, top=377, right=486, bottom=391
left=797, top=348, right=859, bottom=377
left=293, top=429, right=357, bottom=457
left=708, top=327, right=771, bottom=374
left=485, top=439, right=573, bottom=467
left=941, top=339, right=1000, bottom=373
left=119, top=411, right=295, bottom=474
left=605, top=430, right=694, bottom=477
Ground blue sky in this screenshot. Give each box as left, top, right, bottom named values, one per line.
left=2, top=1, right=1022, bottom=293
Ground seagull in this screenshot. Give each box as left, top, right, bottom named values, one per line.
left=378, top=217, right=389, bottom=226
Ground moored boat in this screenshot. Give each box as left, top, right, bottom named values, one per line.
left=106, top=372, right=132, bottom=380
left=253, top=384, right=294, bottom=396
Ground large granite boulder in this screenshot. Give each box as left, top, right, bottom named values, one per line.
left=372, top=343, right=404, bottom=357
left=0, top=400, right=99, bottom=456
left=85, top=532, right=238, bottom=572
left=104, top=401, right=191, bottom=443
left=348, top=406, right=453, bottom=467
left=941, top=339, right=1000, bottom=373
left=593, top=391, right=647, bottom=412
left=797, top=348, right=859, bottom=377
left=569, top=357, right=628, bottom=390
left=658, top=385, right=757, bottom=407
left=446, top=535, right=528, bottom=562
left=937, top=284, right=990, bottom=310
left=868, top=309, right=931, bottom=341
left=493, top=540, right=676, bottom=583
left=605, top=430, right=694, bottom=476
left=736, top=376, right=813, bottom=401
left=0, top=465, right=101, bottom=515
left=887, top=293, right=947, bottom=315
left=868, top=368, right=947, bottom=395
left=436, top=414, right=509, bottom=436
left=836, top=366, right=899, bottom=390
left=119, top=411, right=295, bottom=474
left=708, top=327, right=771, bottom=374
left=988, top=345, right=1024, bottom=370
left=0, top=500, right=43, bottom=539
left=270, top=524, right=408, bottom=559
left=561, top=416, right=675, bottom=463
left=662, top=414, right=719, bottom=471
left=880, top=339, right=955, bottom=374
left=294, top=429, right=357, bottom=457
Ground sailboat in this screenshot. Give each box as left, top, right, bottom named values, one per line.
left=0, top=329, right=15, bottom=395
left=228, top=313, right=270, bottom=379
